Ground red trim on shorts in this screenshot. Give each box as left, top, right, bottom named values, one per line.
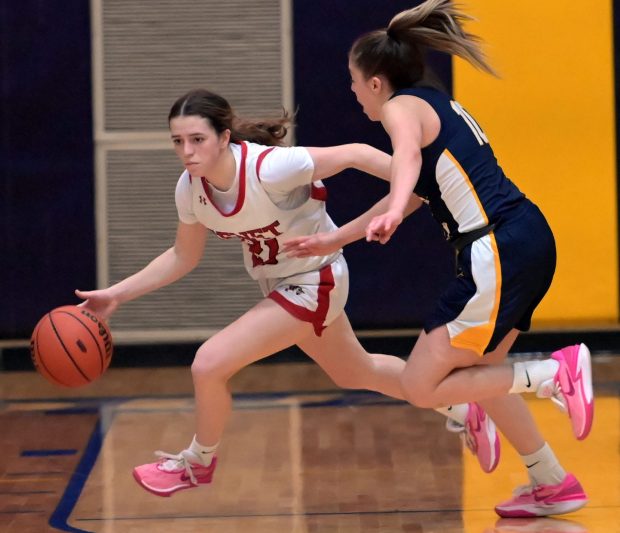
left=311, top=183, right=327, bottom=201
left=268, top=263, right=335, bottom=336
left=201, top=142, right=248, bottom=217
left=255, top=146, right=276, bottom=181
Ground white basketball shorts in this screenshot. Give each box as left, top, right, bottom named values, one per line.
left=259, top=254, right=349, bottom=336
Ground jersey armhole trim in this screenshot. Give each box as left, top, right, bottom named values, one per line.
left=255, top=146, right=277, bottom=181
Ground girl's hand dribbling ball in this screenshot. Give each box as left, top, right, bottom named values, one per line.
left=30, top=305, right=114, bottom=387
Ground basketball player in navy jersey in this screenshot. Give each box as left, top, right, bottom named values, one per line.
left=284, top=0, right=593, bottom=518
left=76, top=88, right=498, bottom=498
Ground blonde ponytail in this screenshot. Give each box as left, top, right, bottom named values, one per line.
left=388, top=0, right=496, bottom=75
left=350, top=0, right=496, bottom=90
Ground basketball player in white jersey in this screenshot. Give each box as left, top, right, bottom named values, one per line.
left=76, top=88, right=499, bottom=497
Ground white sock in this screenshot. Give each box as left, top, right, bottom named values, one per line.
left=189, top=435, right=218, bottom=466
left=521, top=442, right=566, bottom=486
left=510, top=360, right=559, bottom=394
left=435, top=404, right=469, bottom=426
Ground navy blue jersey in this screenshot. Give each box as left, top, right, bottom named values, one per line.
left=391, top=87, right=556, bottom=354
left=391, top=87, right=525, bottom=240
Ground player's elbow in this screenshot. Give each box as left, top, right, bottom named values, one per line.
left=173, top=247, right=202, bottom=274
left=351, top=143, right=391, bottom=179
left=350, top=143, right=372, bottom=164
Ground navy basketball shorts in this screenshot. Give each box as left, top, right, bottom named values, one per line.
left=424, top=200, right=556, bottom=356
left=259, top=254, right=349, bottom=337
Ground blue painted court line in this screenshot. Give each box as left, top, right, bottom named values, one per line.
left=44, top=408, right=100, bottom=416
left=49, top=418, right=103, bottom=533
left=21, top=449, right=78, bottom=457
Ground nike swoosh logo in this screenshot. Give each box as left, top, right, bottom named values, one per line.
left=563, top=368, right=576, bottom=396
left=533, top=490, right=555, bottom=502
left=472, top=410, right=482, bottom=432
left=526, top=461, right=540, bottom=468
left=525, top=370, right=532, bottom=388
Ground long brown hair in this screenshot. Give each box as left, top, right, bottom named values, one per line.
left=349, top=0, right=496, bottom=90
left=168, top=89, right=291, bottom=147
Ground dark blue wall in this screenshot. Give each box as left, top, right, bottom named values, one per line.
left=0, top=2, right=95, bottom=338
left=293, top=0, right=454, bottom=328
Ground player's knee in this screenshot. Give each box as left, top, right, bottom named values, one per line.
left=402, top=387, right=434, bottom=408
left=191, top=347, right=228, bottom=383
left=404, top=389, right=438, bottom=408
left=400, top=373, right=436, bottom=408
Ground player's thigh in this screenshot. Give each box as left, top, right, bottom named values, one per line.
left=476, top=328, right=520, bottom=366
left=296, top=312, right=369, bottom=377
left=403, top=325, right=481, bottom=392
left=193, top=298, right=314, bottom=379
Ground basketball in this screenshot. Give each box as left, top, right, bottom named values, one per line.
left=30, top=305, right=114, bottom=387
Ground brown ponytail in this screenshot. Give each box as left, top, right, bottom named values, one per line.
left=169, top=89, right=292, bottom=147
left=232, top=111, right=292, bottom=147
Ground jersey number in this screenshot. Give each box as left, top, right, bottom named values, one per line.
left=248, top=238, right=279, bottom=267
left=450, top=101, right=489, bottom=146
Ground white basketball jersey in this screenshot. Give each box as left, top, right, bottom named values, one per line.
left=175, top=141, right=340, bottom=280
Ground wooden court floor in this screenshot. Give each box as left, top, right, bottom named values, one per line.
left=0, top=355, right=618, bottom=533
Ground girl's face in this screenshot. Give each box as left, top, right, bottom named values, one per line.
left=169, top=115, right=230, bottom=176
left=348, top=60, right=386, bottom=122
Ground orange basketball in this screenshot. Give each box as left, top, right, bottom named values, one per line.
left=30, top=305, right=113, bottom=387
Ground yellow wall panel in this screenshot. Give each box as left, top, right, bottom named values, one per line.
left=453, top=1, right=617, bottom=323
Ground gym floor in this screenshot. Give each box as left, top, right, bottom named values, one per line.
left=0, top=354, right=618, bottom=533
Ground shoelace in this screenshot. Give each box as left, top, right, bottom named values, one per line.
left=445, top=418, right=466, bottom=433
left=511, top=483, right=536, bottom=497
left=154, top=449, right=198, bottom=485
left=444, top=419, right=478, bottom=454
left=461, top=429, right=477, bottom=453
left=536, top=378, right=567, bottom=413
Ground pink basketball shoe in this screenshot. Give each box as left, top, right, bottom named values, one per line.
left=550, top=344, right=594, bottom=440
left=463, top=402, right=501, bottom=473
left=495, top=473, right=588, bottom=518
left=133, top=450, right=217, bottom=497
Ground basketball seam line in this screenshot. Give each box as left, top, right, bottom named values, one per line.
left=48, top=312, right=92, bottom=383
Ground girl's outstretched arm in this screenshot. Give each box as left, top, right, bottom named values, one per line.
left=76, top=222, right=208, bottom=319
left=283, top=193, right=422, bottom=258
left=305, top=143, right=392, bottom=182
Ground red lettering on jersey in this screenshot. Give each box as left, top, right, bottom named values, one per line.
left=213, top=231, right=237, bottom=240
left=212, top=221, right=282, bottom=267
left=261, top=220, right=283, bottom=236
left=213, top=220, right=282, bottom=242
left=248, top=238, right=279, bottom=266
